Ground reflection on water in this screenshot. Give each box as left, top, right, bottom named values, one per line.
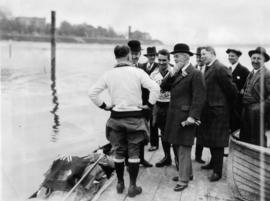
left=50, top=62, right=60, bottom=142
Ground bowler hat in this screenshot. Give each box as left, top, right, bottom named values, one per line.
left=248, top=46, right=269, bottom=62
left=144, top=46, right=157, bottom=56
left=170, top=43, right=194, bottom=56
left=128, top=40, right=142, bottom=52
left=226, top=48, right=242, bottom=56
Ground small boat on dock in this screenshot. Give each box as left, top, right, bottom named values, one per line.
left=227, top=131, right=270, bottom=201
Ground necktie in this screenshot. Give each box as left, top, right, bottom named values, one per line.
left=229, top=66, right=232, bottom=72
left=147, top=63, right=152, bottom=72
left=205, top=66, right=210, bottom=73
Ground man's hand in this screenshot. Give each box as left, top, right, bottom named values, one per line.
left=104, top=104, right=114, bottom=111
left=100, top=102, right=114, bottom=111
left=171, top=64, right=180, bottom=76
left=181, top=117, right=201, bottom=127
left=138, top=105, right=151, bottom=110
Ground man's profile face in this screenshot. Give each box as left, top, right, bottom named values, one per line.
left=251, top=53, right=264, bottom=70
left=147, top=55, right=156, bottom=64
left=131, top=51, right=141, bottom=64
left=228, top=52, right=239, bottom=65
left=200, top=49, right=212, bottom=65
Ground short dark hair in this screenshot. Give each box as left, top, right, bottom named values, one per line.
left=114, top=45, right=130, bottom=59
left=158, top=49, right=170, bottom=60
left=202, top=46, right=216, bottom=56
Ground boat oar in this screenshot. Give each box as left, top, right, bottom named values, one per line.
left=61, top=154, right=105, bottom=201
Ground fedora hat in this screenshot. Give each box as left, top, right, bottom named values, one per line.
left=144, top=46, right=157, bottom=56
left=226, top=48, right=242, bottom=57
left=170, top=43, right=194, bottom=56
left=248, top=46, right=270, bottom=62
left=127, top=40, right=142, bottom=52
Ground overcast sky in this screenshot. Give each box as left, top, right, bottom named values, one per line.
left=1, top=0, right=270, bottom=45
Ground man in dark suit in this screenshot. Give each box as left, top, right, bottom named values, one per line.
left=127, top=40, right=153, bottom=167
left=161, top=43, right=206, bottom=191
left=226, top=48, right=250, bottom=132
left=197, top=46, right=238, bottom=182
left=240, top=46, right=270, bottom=147
left=194, top=46, right=206, bottom=164
left=141, top=47, right=159, bottom=152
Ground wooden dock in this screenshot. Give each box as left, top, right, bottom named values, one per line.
left=93, top=145, right=235, bottom=201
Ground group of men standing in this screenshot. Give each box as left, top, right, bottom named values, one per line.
left=89, top=40, right=270, bottom=196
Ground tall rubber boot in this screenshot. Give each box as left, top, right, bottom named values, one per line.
left=128, top=162, right=142, bottom=197
left=114, top=162, right=125, bottom=193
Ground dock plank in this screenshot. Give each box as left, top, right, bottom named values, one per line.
left=125, top=150, right=164, bottom=201
left=151, top=166, right=182, bottom=201
left=95, top=142, right=235, bottom=201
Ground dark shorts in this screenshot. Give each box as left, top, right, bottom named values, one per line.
left=106, top=117, right=149, bottom=160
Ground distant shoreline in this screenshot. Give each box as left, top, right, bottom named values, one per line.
left=0, top=33, right=163, bottom=45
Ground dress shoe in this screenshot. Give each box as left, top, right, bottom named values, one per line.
left=173, top=184, right=188, bottom=192
left=148, top=146, right=158, bottom=152
left=116, top=181, right=125, bottom=193
left=208, top=173, right=221, bottom=182
left=201, top=163, right=213, bottom=170
left=140, top=159, right=153, bottom=167
left=195, top=158, right=205, bottom=164
left=172, top=175, right=193, bottom=182
left=155, top=157, right=172, bottom=167
left=127, top=185, right=142, bottom=197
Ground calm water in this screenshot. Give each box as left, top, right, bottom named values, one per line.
left=1, top=41, right=269, bottom=201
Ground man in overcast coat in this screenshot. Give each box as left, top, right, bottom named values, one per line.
left=161, top=43, right=206, bottom=191
left=197, top=46, right=238, bottom=182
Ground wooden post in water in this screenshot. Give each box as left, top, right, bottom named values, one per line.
left=50, top=10, right=60, bottom=141
left=51, top=10, right=56, bottom=74
left=9, top=39, right=12, bottom=58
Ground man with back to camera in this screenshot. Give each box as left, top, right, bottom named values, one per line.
left=197, top=46, right=238, bottom=182
left=88, top=45, right=160, bottom=197
left=240, top=46, right=270, bottom=147
left=226, top=48, right=249, bottom=133
left=141, top=46, right=159, bottom=152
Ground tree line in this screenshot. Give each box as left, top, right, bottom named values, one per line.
left=0, top=16, right=153, bottom=41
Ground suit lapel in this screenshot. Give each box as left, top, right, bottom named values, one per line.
left=149, top=62, right=158, bottom=74
left=251, top=67, right=265, bottom=86
left=172, top=64, right=193, bottom=87
left=232, top=64, right=240, bottom=77
left=204, top=60, right=217, bottom=80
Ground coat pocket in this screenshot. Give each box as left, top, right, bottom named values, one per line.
left=181, top=105, right=190, bottom=111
